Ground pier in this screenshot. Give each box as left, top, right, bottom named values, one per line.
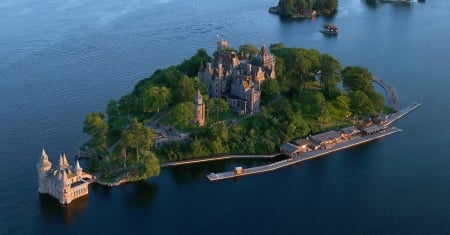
left=161, top=153, right=280, bottom=167
left=373, top=76, right=400, bottom=110
left=207, top=127, right=402, bottom=181
left=383, top=102, right=421, bottom=126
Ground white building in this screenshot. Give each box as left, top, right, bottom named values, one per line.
left=37, top=148, right=94, bottom=204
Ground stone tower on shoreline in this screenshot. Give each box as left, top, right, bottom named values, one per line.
left=193, top=89, right=205, bottom=126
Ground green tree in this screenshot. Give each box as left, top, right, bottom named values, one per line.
left=83, top=112, right=108, bottom=153
left=342, top=66, right=373, bottom=93
left=173, top=77, right=196, bottom=103
left=207, top=98, right=229, bottom=121
left=172, top=102, right=195, bottom=129
left=122, top=118, right=155, bottom=160
left=118, top=94, right=136, bottom=116
left=142, top=86, right=171, bottom=113
left=349, top=90, right=376, bottom=117
left=178, top=48, right=211, bottom=77
left=137, top=151, right=161, bottom=178
left=261, top=79, right=280, bottom=108
left=238, top=44, right=260, bottom=59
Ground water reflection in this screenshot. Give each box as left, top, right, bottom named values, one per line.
left=39, top=194, right=88, bottom=225
left=124, top=181, right=159, bottom=206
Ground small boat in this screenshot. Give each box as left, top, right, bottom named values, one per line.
left=320, top=23, right=338, bottom=35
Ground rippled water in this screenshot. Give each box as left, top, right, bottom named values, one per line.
left=1, top=0, right=449, bottom=233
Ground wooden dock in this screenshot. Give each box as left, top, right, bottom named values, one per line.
left=383, top=102, right=421, bottom=126
left=373, top=76, right=400, bottom=110
left=207, top=126, right=403, bottom=181
left=161, top=153, right=280, bottom=167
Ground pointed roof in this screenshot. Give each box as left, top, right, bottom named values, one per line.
left=59, top=155, right=63, bottom=167
left=62, top=154, right=69, bottom=167
left=194, top=89, right=203, bottom=101
left=37, top=147, right=51, bottom=168
left=75, top=159, right=82, bottom=172
left=259, top=44, right=269, bottom=57
left=59, top=170, right=69, bottom=186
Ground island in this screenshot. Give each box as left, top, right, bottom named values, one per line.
left=37, top=37, right=421, bottom=203
left=269, top=0, right=338, bottom=19
left=75, top=37, right=415, bottom=185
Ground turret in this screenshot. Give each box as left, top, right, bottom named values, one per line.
left=58, top=170, right=72, bottom=204
left=62, top=154, right=69, bottom=168
left=75, top=159, right=82, bottom=177
left=37, top=148, right=52, bottom=193
left=193, top=89, right=205, bottom=126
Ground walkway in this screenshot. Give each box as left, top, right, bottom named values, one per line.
left=382, top=102, right=422, bottom=126
left=161, top=153, right=280, bottom=167
left=207, top=126, right=402, bottom=181
left=373, top=76, right=400, bottom=110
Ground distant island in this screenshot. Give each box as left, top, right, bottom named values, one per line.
left=269, top=0, right=338, bottom=19
left=79, top=37, right=392, bottom=185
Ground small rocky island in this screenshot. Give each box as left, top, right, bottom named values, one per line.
left=269, top=0, right=338, bottom=19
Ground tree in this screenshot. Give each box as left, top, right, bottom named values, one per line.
left=178, top=48, right=211, bottom=77
left=320, top=53, right=342, bottom=85
left=122, top=118, right=155, bottom=160
left=238, top=44, right=260, bottom=59
left=137, top=151, right=161, bottom=179
left=342, top=66, right=373, bottom=93
left=173, top=77, right=196, bottom=103
left=261, top=79, right=280, bottom=108
left=118, top=94, right=136, bottom=116
left=83, top=112, right=108, bottom=153
left=349, top=90, right=376, bottom=117
left=142, top=86, right=170, bottom=113
left=207, top=98, right=229, bottom=121
left=172, top=102, right=194, bottom=129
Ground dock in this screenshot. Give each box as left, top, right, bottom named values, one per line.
left=160, top=153, right=280, bottom=167
left=383, top=102, right=421, bottom=126
left=207, top=126, right=402, bottom=181
left=373, top=76, right=400, bottom=110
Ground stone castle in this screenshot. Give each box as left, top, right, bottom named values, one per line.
left=198, top=38, right=276, bottom=116
left=37, top=148, right=93, bottom=204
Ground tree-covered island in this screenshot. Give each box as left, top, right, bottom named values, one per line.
left=269, top=0, right=338, bottom=19
left=81, top=39, right=391, bottom=185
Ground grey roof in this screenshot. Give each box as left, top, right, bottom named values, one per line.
left=340, top=126, right=360, bottom=135
left=310, top=130, right=340, bottom=144
left=294, top=139, right=312, bottom=147
left=280, top=143, right=300, bottom=153
left=362, top=125, right=383, bottom=134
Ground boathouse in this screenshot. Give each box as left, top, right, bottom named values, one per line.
left=293, top=139, right=313, bottom=152
left=340, top=126, right=361, bottom=138
left=362, top=125, right=384, bottom=135
left=280, top=143, right=303, bottom=157
left=309, top=130, right=341, bottom=149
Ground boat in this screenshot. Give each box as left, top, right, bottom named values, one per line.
left=320, top=23, right=338, bottom=35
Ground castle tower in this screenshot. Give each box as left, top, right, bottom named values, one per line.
left=59, top=170, right=72, bottom=204
left=216, top=36, right=228, bottom=52
left=75, top=159, right=82, bottom=177
left=37, top=148, right=52, bottom=194
left=62, top=154, right=69, bottom=168
left=193, top=89, right=205, bottom=126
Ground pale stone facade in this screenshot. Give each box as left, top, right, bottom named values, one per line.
left=198, top=38, right=276, bottom=115
left=37, top=148, right=93, bottom=204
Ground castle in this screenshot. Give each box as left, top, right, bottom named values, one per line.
left=37, top=148, right=94, bottom=204
left=198, top=38, right=276, bottom=115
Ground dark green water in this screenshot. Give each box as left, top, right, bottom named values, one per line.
left=1, top=0, right=449, bottom=233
